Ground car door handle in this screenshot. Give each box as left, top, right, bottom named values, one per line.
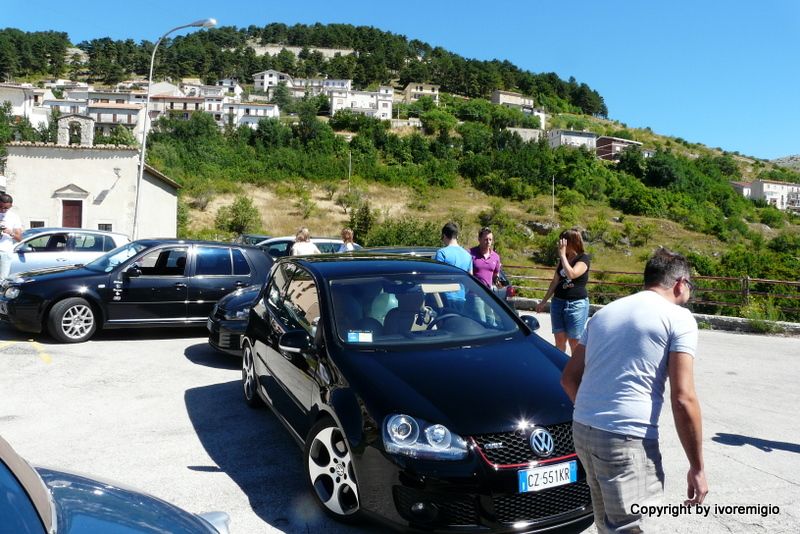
left=174, top=283, right=187, bottom=289
left=56, top=258, right=69, bottom=262
left=234, top=281, right=245, bottom=288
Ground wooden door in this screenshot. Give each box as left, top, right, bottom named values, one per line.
left=62, top=200, right=82, bottom=227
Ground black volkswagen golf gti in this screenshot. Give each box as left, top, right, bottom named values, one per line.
left=241, top=255, right=592, bottom=532
left=0, top=240, right=271, bottom=343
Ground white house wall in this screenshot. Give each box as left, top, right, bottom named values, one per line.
left=3, top=144, right=177, bottom=237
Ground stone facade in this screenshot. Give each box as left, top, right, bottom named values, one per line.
left=56, top=114, right=95, bottom=146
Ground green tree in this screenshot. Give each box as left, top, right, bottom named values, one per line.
left=215, top=195, right=261, bottom=235
left=271, top=81, right=291, bottom=110
left=420, top=109, right=457, bottom=136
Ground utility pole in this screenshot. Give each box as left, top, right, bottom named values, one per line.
left=552, top=175, right=555, bottom=220
left=348, top=150, right=352, bottom=193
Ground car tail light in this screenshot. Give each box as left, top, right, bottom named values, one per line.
left=505, top=285, right=516, bottom=298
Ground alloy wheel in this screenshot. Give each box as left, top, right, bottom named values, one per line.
left=61, top=304, right=94, bottom=340
left=241, top=343, right=259, bottom=406
left=307, top=425, right=359, bottom=516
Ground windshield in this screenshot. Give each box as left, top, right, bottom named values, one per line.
left=329, top=273, right=520, bottom=347
left=84, top=242, right=150, bottom=273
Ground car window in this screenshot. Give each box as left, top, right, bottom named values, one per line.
left=0, top=462, right=46, bottom=534
left=265, top=264, right=292, bottom=324
left=71, top=233, right=108, bottom=252
left=137, top=247, right=188, bottom=276
left=25, top=233, right=68, bottom=252
left=315, top=242, right=338, bottom=254
left=264, top=241, right=290, bottom=258
left=283, top=266, right=320, bottom=334
left=195, top=246, right=233, bottom=276
left=85, top=242, right=149, bottom=273
left=232, top=249, right=251, bottom=275
left=329, top=273, right=520, bottom=347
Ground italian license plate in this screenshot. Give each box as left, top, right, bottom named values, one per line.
left=0, top=302, right=7, bottom=315
left=518, top=460, right=577, bottom=493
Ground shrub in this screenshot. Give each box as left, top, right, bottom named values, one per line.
left=335, top=188, right=364, bottom=214
left=742, top=297, right=784, bottom=334
left=294, top=191, right=317, bottom=219
left=215, top=195, right=261, bottom=235
left=366, top=217, right=441, bottom=247
left=349, top=201, right=376, bottom=245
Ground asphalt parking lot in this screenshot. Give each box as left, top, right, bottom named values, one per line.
left=1, top=315, right=798, bottom=533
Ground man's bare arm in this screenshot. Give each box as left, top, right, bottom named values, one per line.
left=560, top=343, right=586, bottom=403
left=668, top=351, right=708, bottom=504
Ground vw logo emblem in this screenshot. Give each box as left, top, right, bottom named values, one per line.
left=530, top=428, right=555, bottom=457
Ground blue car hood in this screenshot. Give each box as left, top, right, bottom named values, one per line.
left=335, top=333, right=574, bottom=436
left=37, top=467, right=217, bottom=533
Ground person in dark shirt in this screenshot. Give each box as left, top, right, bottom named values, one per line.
left=536, top=229, right=591, bottom=354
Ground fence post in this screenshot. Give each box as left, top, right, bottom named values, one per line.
left=741, top=276, right=750, bottom=307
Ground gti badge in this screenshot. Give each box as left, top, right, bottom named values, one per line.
left=530, top=428, right=555, bottom=458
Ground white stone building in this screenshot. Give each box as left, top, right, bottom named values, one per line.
left=220, top=102, right=280, bottom=128
left=749, top=179, right=800, bottom=211
left=547, top=129, right=598, bottom=150
left=330, top=87, right=393, bottom=120
left=400, top=83, right=440, bottom=105
left=2, top=115, right=179, bottom=237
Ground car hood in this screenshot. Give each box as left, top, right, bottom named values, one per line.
left=11, top=264, right=100, bottom=282
left=11, top=265, right=107, bottom=282
left=335, top=333, right=574, bottom=436
left=37, top=466, right=221, bottom=533
left=217, top=285, right=260, bottom=311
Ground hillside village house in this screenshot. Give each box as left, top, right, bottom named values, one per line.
left=490, top=90, right=547, bottom=128
left=746, top=179, right=800, bottom=212
left=596, top=136, right=643, bottom=160
left=329, top=87, right=393, bottom=119
left=1, top=115, right=178, bottom=237
left=548, top=129, right=598, bottom=150
left=252, top=69, right=351, bottom=98
left=221, top=102, right=280, bottom=128
left=0, top=83, right=53, bottom=129
left=399, top=83, right=440, bottom=105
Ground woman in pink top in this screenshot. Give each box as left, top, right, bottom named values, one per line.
left=469, top=227, right=502, bottom=289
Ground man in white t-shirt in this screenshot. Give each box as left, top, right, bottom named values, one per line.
left=0, top=193, right=23, bottom=280
left=561, top=248, right=708, bottom=533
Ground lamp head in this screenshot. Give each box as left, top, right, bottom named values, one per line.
left=191, top=18, right=217, bottom=28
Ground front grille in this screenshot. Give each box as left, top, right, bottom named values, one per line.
left=472, top=422, right=574, bottom=466
left=393, top=486, right=479, bottom=527
left=493, top=482, right=591, bottom=523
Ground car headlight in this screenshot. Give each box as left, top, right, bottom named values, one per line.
left=4, top=287, right=20, bottom=300
left=223, top=308, right=249, bottom=321
left=384, top=414, right=467, bottom=460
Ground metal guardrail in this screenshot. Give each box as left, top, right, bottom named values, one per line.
left=503, top=264, right=800, bottom=320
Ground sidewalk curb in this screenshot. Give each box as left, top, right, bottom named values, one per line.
left=512, top=297, right=800, bottom=336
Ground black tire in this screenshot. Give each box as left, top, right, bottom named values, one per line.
left=48, top=297, right=97, bottom=343
left=304, top=418, right=361, bottom=522
left=241, top=339, right=263, bottom=408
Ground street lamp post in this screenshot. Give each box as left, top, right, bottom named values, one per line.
left=131, top=18, right=217, bottom=239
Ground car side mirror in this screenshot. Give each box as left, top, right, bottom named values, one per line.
left=15, top=244, right=33, bottom=254
left=124, top=263, right=142, bottom=278
left=521, top=314, right=540, bottom=331
left=279, top=330, right=313, bottom=353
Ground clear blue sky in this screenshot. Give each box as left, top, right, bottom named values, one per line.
left=4, top=0, right=798, bottom=160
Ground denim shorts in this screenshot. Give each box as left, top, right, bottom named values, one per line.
left=550, top=297, right=589, bottom=338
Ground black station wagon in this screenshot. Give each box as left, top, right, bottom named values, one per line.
left=0, top=240, right=272, bottom=343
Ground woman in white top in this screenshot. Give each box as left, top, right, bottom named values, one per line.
left=291, top=227, right=321, bottom=256
left=337, top=227, right=355, bottom=253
